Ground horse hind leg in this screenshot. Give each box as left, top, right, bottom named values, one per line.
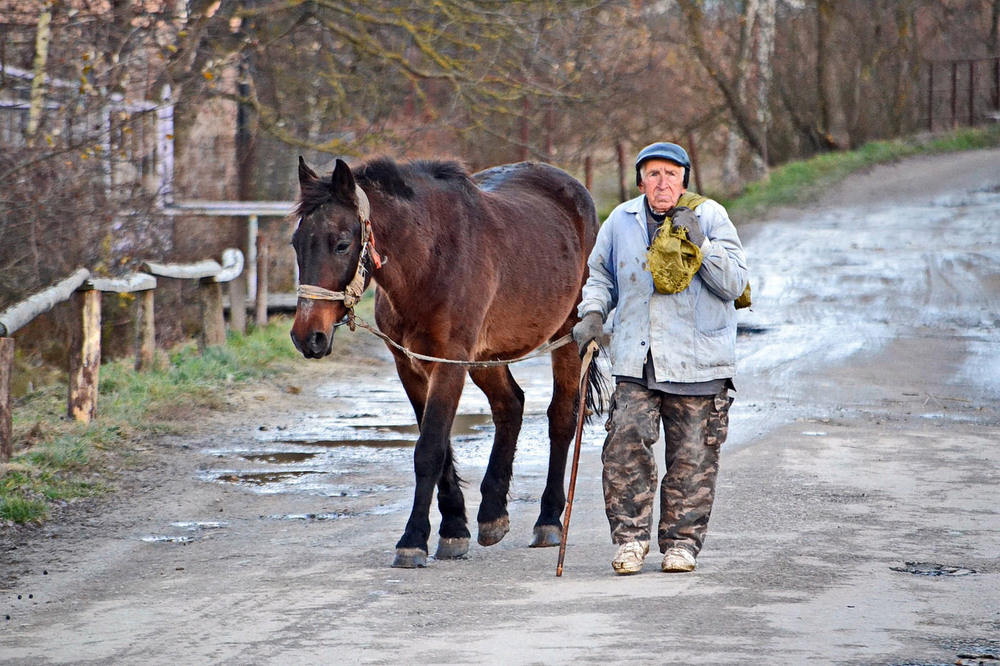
left=530, top=340, right=582, bottom=548
left=469, top=366, right=524, bottom=547
left=434, top=443, right=471, bottom=559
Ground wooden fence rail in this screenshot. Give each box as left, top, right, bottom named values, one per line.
left=1, top=249, right=244, bottom=462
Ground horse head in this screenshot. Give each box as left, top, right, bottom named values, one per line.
left=290, top=157, right=372, bottom=358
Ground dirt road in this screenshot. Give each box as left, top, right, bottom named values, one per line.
left=2, top=149, right=999, bottom=665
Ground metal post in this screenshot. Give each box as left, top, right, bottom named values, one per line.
left=927, top=61, right=934, bottom=133
left=994, top=56, right=999, bottom=112
left=247, top=214, right=258, bottom=296
left=969, top=60, right=975, bottom=126
left=255, top=233, right=269, bottom=327
left=951, top=61, right=958, bottom=128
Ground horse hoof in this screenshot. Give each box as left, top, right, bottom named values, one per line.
left=529, top=524, right=561, bottom=548
left=435, top=537, right=470, bottom=560
left=477, top=516, right=510, bottom=547
left=392, top=548, right=428, bottom=568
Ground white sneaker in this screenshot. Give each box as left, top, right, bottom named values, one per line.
left=612, top=540, right=649, bottom=575
left=661, top=546, right=697, bottom=572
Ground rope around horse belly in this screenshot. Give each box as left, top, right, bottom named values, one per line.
left=349, top=314, right=574, bottom=368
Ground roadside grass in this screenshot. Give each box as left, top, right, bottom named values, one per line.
left=724, top=125, right=1000, bottom=217
left=1, top=319, right=305, bottom=525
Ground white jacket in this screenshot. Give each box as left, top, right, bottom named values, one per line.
left=578, top=194, right=748, bottom=383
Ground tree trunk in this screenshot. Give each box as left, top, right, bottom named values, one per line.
left=723, top=0, right=759, bottom=190
left=677, top=0, right=768, bottom=165
left=816, top=0, right=848, bottom=149
left=25, top=3, right=53, bottom=145
left=755, top=0, right=776, bottom=173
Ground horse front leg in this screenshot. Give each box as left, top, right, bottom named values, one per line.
left=530, top=341, right=583, bottom=548
left=393, top=363, right=467, bottom=568
left=469, top=366, right=525, bottom=547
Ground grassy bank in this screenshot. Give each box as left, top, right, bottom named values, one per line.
left=724, top=125, right=1000, bottom=217
left=1, top=320, right=305, bottom=525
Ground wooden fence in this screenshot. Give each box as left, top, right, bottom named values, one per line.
left=926, top=55, right=1000, bottom=131
left=0, top=249, right=246, bottom=462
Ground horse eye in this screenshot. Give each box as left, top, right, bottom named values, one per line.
left=334, top=240, right=351, bottom=254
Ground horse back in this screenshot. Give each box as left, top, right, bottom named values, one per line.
left=473, top=162, right=598, bottom=250
left=465, top=162, right=598, bottom=356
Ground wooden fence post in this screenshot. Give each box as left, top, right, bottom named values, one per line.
left=255, top=233, right=269, bottom=327
left=68, top=289, right=101, bottom=423
left=1, top=337, right=13, bottom=462
left=134, top=288, right=156, bottom=371
left=228, top=275, right=247, bottom=335
left=199, top=280, right=226, bottom=350
left=142, top=249, right=242, bottom=353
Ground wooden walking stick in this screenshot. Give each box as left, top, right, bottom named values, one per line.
left=556, top=340, right=599, bottom=577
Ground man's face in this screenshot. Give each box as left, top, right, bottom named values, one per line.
left=639, top=158, right=686, bottom=214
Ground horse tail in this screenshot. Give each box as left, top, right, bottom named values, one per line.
left=583, top=347, right=609, bottom=423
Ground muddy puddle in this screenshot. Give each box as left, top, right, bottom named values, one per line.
left=201, top=356, right=609, bottom=500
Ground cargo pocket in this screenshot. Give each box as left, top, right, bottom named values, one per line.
left=707, top=389, right=734, bottom=447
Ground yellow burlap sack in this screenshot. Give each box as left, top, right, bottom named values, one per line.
left=646, top=192, right=753, bottom=306
left=735, top=281, right=752, bottom=309
left=646, top=224, right=703, bottom=294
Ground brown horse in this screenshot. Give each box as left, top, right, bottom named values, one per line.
left=291, top=156, right=598, bottom=568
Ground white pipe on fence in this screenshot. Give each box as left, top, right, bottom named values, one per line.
left=141, top=259, right=224, bottom=280
left=0, top=268, right=91, bottom=337
left=213, top=248, right=245, bottom=283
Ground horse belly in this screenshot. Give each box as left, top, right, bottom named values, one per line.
left=475, top=247, right=584, bottom=358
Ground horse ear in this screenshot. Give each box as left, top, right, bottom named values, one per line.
left=330, top=158, right=358, bottom=205
left=298, top=156, right=318, bottom=186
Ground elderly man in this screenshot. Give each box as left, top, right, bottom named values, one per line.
left=573, top=142, right=748, bottom=574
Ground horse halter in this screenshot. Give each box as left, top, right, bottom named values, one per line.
left=296, top=185, right=383, bottom=327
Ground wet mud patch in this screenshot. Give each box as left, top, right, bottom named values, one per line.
left=215, top=470, right=318, bottom=486
left=240, top=451, right=320, bottom=464
left=890, top=561, right=977, bottom=577
left=267, top=512, right=348, bottom=521
left=271, top=438, right=415, bottom=449
left=139, top=535, right=198, bottom=544
left=139, top=521, right=229, bottom=544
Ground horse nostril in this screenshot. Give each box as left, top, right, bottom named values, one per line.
left=308, top=331, right=328, bottom=355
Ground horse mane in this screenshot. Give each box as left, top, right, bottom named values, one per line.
left=295, top=177, right=339, bottom=219
left=295, top=157, right=477, bottom=220
left=355, top=158, right=474, bottom=201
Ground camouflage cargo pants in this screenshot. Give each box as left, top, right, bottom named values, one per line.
left=602, top=381, right=733, bottom=555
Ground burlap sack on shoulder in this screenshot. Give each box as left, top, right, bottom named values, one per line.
left=646, top=224, right=702, bottom=294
